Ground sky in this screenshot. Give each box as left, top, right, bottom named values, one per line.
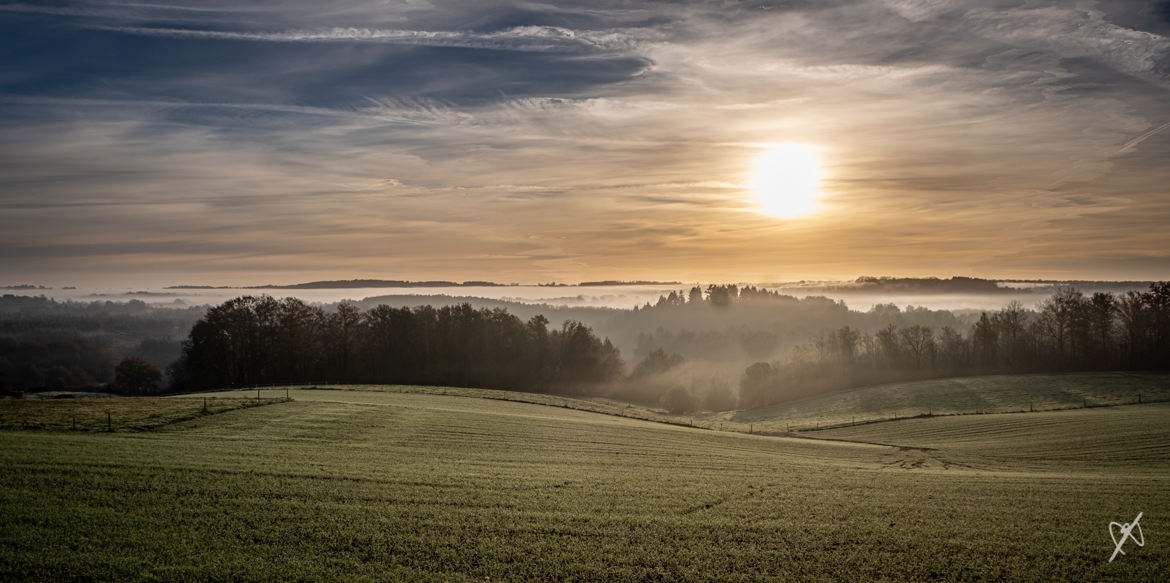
left=2, top=0, right=1169, bottom=287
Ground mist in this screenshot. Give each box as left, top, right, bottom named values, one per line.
left=3, top=277, right=1160, bottom=413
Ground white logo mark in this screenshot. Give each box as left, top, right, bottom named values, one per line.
left=1108, top=512, right=1144, bottom=563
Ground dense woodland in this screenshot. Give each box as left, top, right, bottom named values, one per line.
left=732, top=283, right=1170, bottom=409
left=168, top=297, right=624, bottom=393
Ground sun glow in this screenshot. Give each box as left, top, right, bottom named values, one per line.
left=750, top=143, right=823, bottom=218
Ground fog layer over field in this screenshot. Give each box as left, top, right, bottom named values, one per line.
left=9, top=277, right=1152, bottom=311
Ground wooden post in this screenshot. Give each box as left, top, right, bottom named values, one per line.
left=286, top=388, right=289, bottom=400
left=203, top=398, right=208, bottom=413
left=1139, top=394, right=1142, bottom=404
left=1083, top=398, right=1087, bottom=409
left=1029, top=402, right=1033, bottom=413
left=106, top=411, right=111, bottom=432
left=257, top=388, right=261, bottom=402
left=750, top=424, right=753, bottom=434
left=72, top=416, right=76, bottom=431
left=851, top=416, right=854, bottom=426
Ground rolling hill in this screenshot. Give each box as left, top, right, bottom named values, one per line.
left=0, top=383, right=1165, bottom=580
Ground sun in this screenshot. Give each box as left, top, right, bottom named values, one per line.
left=750, top=143, right=824, bottom=218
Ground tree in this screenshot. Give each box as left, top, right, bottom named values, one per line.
left=1038, top=287, right=1085, bottom=364
left=115, top=357, right=162, bottom=395
left=1118, top=291, right=1151, bottom=366
left=899, top=325, right=935, bottom=369
left=739, top=362, right=777, bottom=409
left=706, top=284, right=737, bottom=308
left=1146, top=282, right=1170, bottom=365
left=936, top=326, right=967, bottom=370
left=972, top=313, right=998, bottom=367
left=1087, top=292, right=1117, bottom=366
left=322, top=302, right=362, bottom=381
left=629, top=349, right=685, bottom=379
left=660, top=385, right=698, bottom=414
left=995, top=301, right=1029, bottom=367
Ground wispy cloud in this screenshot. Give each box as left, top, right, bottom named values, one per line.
left=92, top=24, right=643, bottom=53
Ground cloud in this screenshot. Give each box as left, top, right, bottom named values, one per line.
left=2, top=0, right=1170, bottom=283
left=91, top=24, right=642, bottom=53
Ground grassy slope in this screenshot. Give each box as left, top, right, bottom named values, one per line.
left=714, top=372, right=1170, bottom=431
left=0, top=387, right=1166, bottom=581
left=0, top=396, right=285, bottom=432
left=811, top=402, right=1170, bottom=472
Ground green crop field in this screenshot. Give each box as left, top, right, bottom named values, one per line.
left=712, top=372, right=1170, bottom=432
left=0, top=396, right=286, bottom=432
left=1, top=384, right=1166, bottom=581
left=811, top=402, right=1170, bottom=471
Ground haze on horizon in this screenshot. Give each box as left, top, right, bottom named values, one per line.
left=2, top=0, right=1170, bottom=288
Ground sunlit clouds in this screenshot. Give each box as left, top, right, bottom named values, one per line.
left=1, top=1, right=1169, bottom=285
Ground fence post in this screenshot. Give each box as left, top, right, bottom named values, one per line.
left=106, top=411, right=111, bottom=432
left=72, top=415, right=76, bottom=431
left=1139, top=394, right=1142, bottom=404
left=1029, top=402, right=1033, bottom=413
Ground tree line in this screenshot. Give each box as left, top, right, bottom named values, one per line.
left=168, top=296, right=623, bottom=392
left=735, top=283, right=1170, bottom=409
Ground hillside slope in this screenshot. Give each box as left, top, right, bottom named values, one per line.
left=1, top=386, right=1165, bottom=581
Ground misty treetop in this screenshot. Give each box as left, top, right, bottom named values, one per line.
left=169, top=296, right=624, bottom=392
left=624, top=284, right=967, bottom=366
left=0, top=294, right=204, bottom=393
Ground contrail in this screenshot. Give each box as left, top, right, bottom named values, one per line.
left=1117, top=121, right=1170, bottom=155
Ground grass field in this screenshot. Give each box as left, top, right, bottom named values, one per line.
left=812, top=402, right=1170, bottom=472
left=0, top=396, right=287, bottom=432
left=1, top=384, right=1166, bottom=581
left=713, top=372, right=1170, bottom=432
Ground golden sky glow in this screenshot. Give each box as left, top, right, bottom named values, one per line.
left=1, top=1, right=1169, bottom=286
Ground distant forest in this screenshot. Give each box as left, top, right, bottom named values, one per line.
left=3, top=283, right=1168, bottom=415
left=0, top=296, right=202, bottom=393
left=733, top=283, right=1170, bottom=409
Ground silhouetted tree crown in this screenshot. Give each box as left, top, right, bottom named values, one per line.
left=170, top=296, right=623, bottom=392
left=114, top=357, right=162, bottom=395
